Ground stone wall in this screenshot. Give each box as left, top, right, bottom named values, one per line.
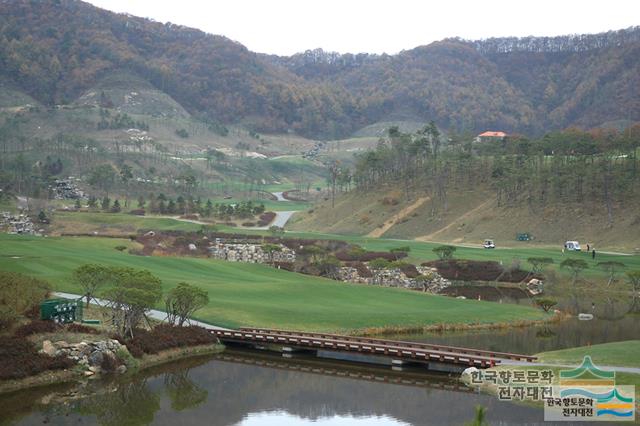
left=208, top=243, right=296, bottom=263
left=40, top=339, right=127, bottom=376
left=337, top=265, right=451, bottom=293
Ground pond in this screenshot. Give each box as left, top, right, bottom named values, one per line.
left=3, top=349, right=574, bottom=426
left=2, top=292, right=637, bottom=425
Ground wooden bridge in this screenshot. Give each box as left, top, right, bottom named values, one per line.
left=213, top=327, right=536, bottom=372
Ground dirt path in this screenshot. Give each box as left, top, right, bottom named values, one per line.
left=415, top=198, right=493, bottom=242
left=366, top=197, right=429, bottom=238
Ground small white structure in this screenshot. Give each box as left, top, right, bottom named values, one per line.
left=564, top=241, right=581, bottom=251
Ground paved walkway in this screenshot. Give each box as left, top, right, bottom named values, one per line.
left=52, top=291, right=230, bottom=331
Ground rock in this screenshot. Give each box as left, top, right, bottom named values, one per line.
left=116, top=365, right=127, bottom=374
left=188, top=243, right=197, bottom=251
left=144, top=231, right=155, bottom=237
left=54, top=340, right=69, bottom=348
left=42, top=340, right=56, bottom=356
left=84, top=371, right=95, bottom=376
left=88, top=366, right=101, bottom=374
left=88, top=351, right=104, bottom=366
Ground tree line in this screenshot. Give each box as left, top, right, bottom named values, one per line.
left=352, top=124, right=640, bottom=225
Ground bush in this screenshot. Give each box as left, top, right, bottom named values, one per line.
left=13, top=320, right=59, bottom=337
left=241, top=222, right=256, bottom=227
left=114, top=245, right=127, bottom=251
left=128, top=209, right=146, bottom=216
left=421, top=259, right=530, bottom=282
left=335, top=250, right=401, bottom=262
left=0, top=272, right=51, bottom=329
left=0, top=337, right=74, bottom=380
left=369, top=258, right=391, bottom=269
left=433, top=245, right=457, bottom=260
left=258, top=212, right=276, bottom=227
left=66, top=323, right=100, bottom=335
left=115, top=324, right=218, bottom=358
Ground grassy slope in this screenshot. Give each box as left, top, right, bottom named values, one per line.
left=0, top=234, right=546, bottom=332
left=537, top=340, right=640, bottom=368
left=291, top=188, right=640, bottom=252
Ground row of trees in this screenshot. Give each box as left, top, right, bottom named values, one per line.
left=72, top=265, right=208, bottom=338
left=352, top=125, right=640, bottom=224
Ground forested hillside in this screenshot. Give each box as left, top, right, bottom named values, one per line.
left=0, top=0, right=638, bottom=138
left=291, top=125, right=640, bottom=248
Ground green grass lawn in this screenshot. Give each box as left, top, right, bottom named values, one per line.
left=0, top=234, right=546, bottom=333
left=50, top=212, right=640, bottom=281
left=537, top=340, right=640, bottom=368
left=53, top=211, right=203, bottom=233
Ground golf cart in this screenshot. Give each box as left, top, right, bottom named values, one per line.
left=483, top=239, right=495, bottom=249
left=564, top=241, right=581, bottom=251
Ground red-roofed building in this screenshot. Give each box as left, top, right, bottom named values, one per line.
left=475, top=131, right=507, bottom=143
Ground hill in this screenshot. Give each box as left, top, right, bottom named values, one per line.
left=290, top=188, right=640, bottom=251
left=0, top=0, right=638, bottom=138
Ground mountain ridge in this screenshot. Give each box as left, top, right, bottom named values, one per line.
left=0, top=0, right=638, bottom=138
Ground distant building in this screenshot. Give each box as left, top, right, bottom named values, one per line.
left=475, top=131, right=507, bottom=143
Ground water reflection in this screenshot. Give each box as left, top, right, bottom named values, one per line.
left=392, top=291, right=640, bottom=354
left=6, top=349, right=557, bottom=426
left=238, top=412, right=410, bottom=425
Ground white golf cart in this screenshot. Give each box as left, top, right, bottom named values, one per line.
left=483, top=239, right=495, bottom=249
left=564, top=241, right=581, bottom=251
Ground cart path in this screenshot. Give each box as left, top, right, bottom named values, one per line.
left=367, top=196, right=430, bottom=238
left=52, top=291, right=230, bottom=331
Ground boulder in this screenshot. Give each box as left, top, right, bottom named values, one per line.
left=42, top=340, right=56, bottom=356
left=88, top=351, right=104, bottom=366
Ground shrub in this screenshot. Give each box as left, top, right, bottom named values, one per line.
left=535, top=298, right=558, bottom=313
left=258, top=212, right=276, bottom=227
left=13, top=320, right=59, bottom=337
left=100, top=351, right=119, bottom=373
left=335, top=250, right=401, bottom=262
left=433, top=245, right=457, bottom=260
left=421, top=259, right=530, bottom=282
left=117, top=324, right=218, bottom=358
left=114, top=245, right=127, bottom=251
left=369, top=258, right=391, bottom=269
left=0, top=337, right=74, bottom=380
left=0, top=272, right=51, bottom=329
left=66, top=323, right=100, bottom=335
left=241, top=222, right=256, bottom=227
left=128, top=209, right=146, bottom=216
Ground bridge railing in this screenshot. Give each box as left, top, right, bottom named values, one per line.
left=214, top=329, right=500, bottom=368
left=238, top=327, right=537, bottom=363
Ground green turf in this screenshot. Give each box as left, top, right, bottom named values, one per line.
left=54, top=212, right=203, bottom=232
left=51, top=212, right=640, bottom=280
left=277, top=231, right=640, bottom=280
left=537, top=340, right=640, bottom=368
left=0, top=234, right=546, bottom=332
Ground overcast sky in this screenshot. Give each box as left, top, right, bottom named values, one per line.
left=85, top=0, right=639, bottom=55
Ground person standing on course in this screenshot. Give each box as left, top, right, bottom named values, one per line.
left=592, top=249, right=596, bottom=259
